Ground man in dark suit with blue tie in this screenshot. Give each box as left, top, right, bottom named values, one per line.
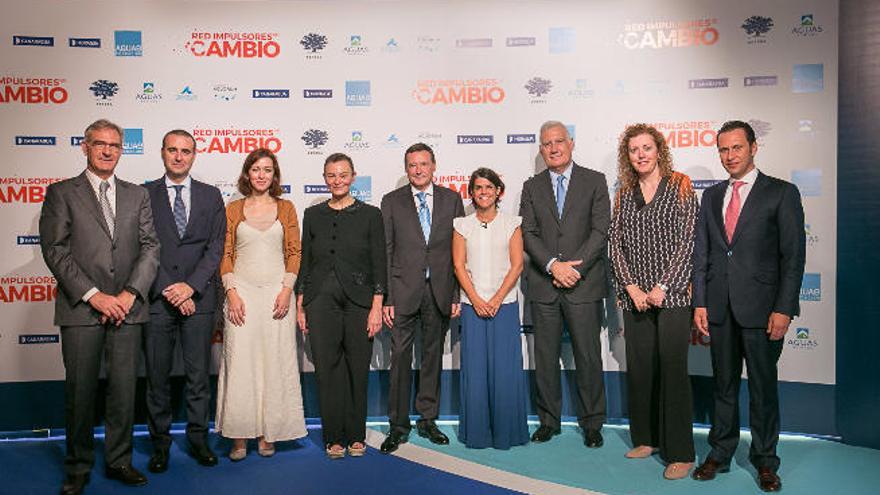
left=691, top=121, right=805, bottom=492
left=143, top=130, right=226, bottom=473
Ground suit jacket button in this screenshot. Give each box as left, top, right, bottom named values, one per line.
left=727, top=250, right=732, bottom=257
left=330, top=249, right=335, bottom=254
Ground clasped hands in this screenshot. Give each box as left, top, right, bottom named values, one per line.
left=550, top=259, right=583, bottom=289
left=89, top=290, right=136, bottom=326
left=626, top=284, right=667, bottom=312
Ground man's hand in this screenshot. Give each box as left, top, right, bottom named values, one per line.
left=693, top=307, right=709, bottom=336
left=766, top=312, right=792, bottom=341
left=163, top=282, right=195, bottom=307
left=178, top=298, right=196, bottom=316
left=450, top=303, right=461, bottom=319
left=367, top=306, right=383, bottom=337
left=383, top=306, right=395, bottom=328
left=550, top=260, right=583, bottom=288
left=89, top=292, right=126, bottom=322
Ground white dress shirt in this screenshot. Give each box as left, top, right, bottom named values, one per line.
left=82, top=169, right=117, bottom=302
left=723, top=166, right=759, bottom=213
left=411, top=182, right=435, bottom=217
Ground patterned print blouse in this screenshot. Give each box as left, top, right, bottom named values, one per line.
left=608, top=171, right=698, bottom=311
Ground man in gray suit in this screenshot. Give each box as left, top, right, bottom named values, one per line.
left=379, top=143, right=465, bottom=454
left=40, top=119, right=160, bottom=495
left=519, top=121, right=610, bottom=447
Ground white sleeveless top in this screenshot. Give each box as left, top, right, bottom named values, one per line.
left=453, top=212, right=522, bottom=305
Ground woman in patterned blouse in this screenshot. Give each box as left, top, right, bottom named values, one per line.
left=609, top=124, right=698, bottom=480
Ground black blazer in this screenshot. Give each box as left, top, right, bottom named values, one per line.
left=380, top=184, right=465, bottom=316
left=295, top=200, right=386, bottom=308
left=692, top=171, right=806, bottom=327
left=145, top=177, right=226, bottom=314
left=519, top=163, right=611, bottom=304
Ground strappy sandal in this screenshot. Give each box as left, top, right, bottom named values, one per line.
left=348, top=442, right=366, bottom=457
left=325, top=443, right=345, bottom=459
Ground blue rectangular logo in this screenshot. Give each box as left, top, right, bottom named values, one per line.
left=19, top=334, right=60, bottom=344
left=345, top=80, right=371, bottom=107
left=122, top=128, right=144, bottom=155
left=549, top=27, right=575, bottom=54
left=16, top=235, right=40, bottom=245
left=15, top=136, right=56, bottom=146
left=744, top=75, right=778, bottom=87
left=281, top=184, right=291, bottom=194
left=252, top=89, right=290, bottom=98
left=507, top=134, right=535, bottom=144
left=114, top=30, right=142, bottom=56
left=304, top=184, right=330, bottom=194
left=352, top=176, right=372, bottom=202
left=692, top=179, right=724, bottom=190
left=689, top=78, right=729, bottom=89
left=791, top=169, right=821, bottom=196
left=457, top=135, right=494, bottom=144
left=13, top=35, right=54, bottom=46
left=792, top=63, right=824, bottom=93
left=303, top=89, right=333, bottom=98
left=800, top=273, right=821, bottom=301
left=71, top=136, right=85, bottom=146
left=69, top=37, right=101, bottom=48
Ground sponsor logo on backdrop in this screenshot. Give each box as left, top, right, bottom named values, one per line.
left=382, top=38, right=400, bottom=54
left=742, top=16, right=774, bottom=44
left=805, top=224, right=820, bottom=247
left=383, top=134, right=403, bottom=148
left=252, top=89, right=289, bottom=98
left=792, top=14, right=824, bottom=37
left=352, top=176, right=372, bottom=203
left=0, top=76, right=68, bottom=104
left=413, top=79, right=505, bottom=105
left=417, top=35, right=441, bottom=53
left=184, top=30, right=279, bottom=58
left=0, top=177, right=62, bottom=203
left=0, top=275, right=57, bottom=303
left=345, top=80, right=371, bottom=106
left=70, top=136, right=84, bottom=146
left=688, top=78, right=728, bottom=89
left=123, top=128, right=143, bottom=155
left=300, top=32, right=328, bottom=59
left=568, top=78, right=595, bottom=100
left=304, top=184, right=329, bottom=194
left=749, top=119, right=772, bottom=140
left=17, top=235, right=40, bottom=245
left=303, top=89, right=332, bottom=98
left=114, top=30, right=142, bottom=56
left=456, top=38, right=492, bottom=48
left=788, top=327, right=818, bottom=350
left=692, top=179, right=724, bottom=190
left=651, top=121, right=717, bottom=148
left=606, top=79, right=629, bottom=96
left=744, top=75, right=778, bottom=87
left=176, top=85, right=197, bottom=101
left=19, top=334, right=59, bottom=345
left=194, top=127, right=282, bottom=154
left=435, top=173, right=471, bottom=200
left=344, top=131, right=371, bottom=151
left=213, top=180, right=239, bottom=201
left=344, top=35, right=369, bottom=55
left=549, top=27, right=575, bottom=53
left=89, top=79, right=118, bottom=106
left=792, top=169, right=821, bottom=196
left=213, top=83, right=237, bottom=101
left=506, top=37, right=536, bottom=47
left=525, top=77, right=552, bottom=103
left=13, top=36, right=54, bottom=47
left=566, top=124, right=576, bottom=140
left=798, top=119, right=815, bottom=133
left=620, top=18, right=719, bottom=50
left=14, top=136, right=55, bottom=146
left=136, top=82, right=162, bottom=103
left=301, top=128, right=329, bottom=155
left=793, top=64, right=824, bottom=93
left=457, top=135, right=493, bottom=144
left=800, top=273, right=821, bottom=301
left=281, top=184, right=291, bottom=194
left=69, top=37, right=101, bottom=48
left=507, top=134, right=535, bottom=144
left=417, top=131, right=442, bottom=149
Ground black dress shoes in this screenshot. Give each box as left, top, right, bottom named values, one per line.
left=758, top=467, right=782, bottom=492
left=583, top=429, right=604, bottom=448
left=60, top=473, right=89, bottom=495
left=417, top=421, right=449, bottom=445
left=530, top=425, right=561, bottom=443
left=380, top=430, right=409, bottom=454
left=192, top=443, right=219, bottom=466
left=148, top=448, right=169, bottom=473
left=692, top=458, right=730, bottom=481
left=105, top=464, right=148, bottom=486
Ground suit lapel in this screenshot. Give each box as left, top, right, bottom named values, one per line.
left=402, top=187, right=426, bottom=243
left=730, top=172, right=767, bottom=246
left=153, top=179, right=181, bottom=241
left=537, top=170, right=560, bottom=225
left=560, top=164, right=581, bottom=223
left=181, top=180, right=198, bottom=239
left=72, top=173, right=112, bottom=239
left=427, top=187, right=443, bottom=243
left=711, top=183, right=726, bottom=244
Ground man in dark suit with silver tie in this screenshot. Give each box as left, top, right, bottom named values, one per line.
left=40, top=119, right=160, bottom=495
left=691, top=120, right=805, bottom=492
left=519, top=120, right=610, bottom=448
left=143, top=130, right=226, bottom=473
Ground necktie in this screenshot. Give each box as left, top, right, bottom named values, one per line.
left=417, top=191, right=431, bottom=243
left=556, top=174, right=567, bottom=218
left=172, top=185, right=187, bottom=237
left=98, top=180, right=114, bottom=238
left=724, top=180, right=746, bottom=243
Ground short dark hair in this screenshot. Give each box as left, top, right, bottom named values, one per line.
left=162, top=129, right=196, bottom=151
left=467, top=167, right=505, bottom=207
left=237, top=148, right=283, bottom=198
left=324, top=152, right=355, bottom=174
left=404, top=142, right=436, bottom=166
left=717, top=120, right=756, bottom=145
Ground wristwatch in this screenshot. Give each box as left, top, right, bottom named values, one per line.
left=657, top=283, right=669, bottom=292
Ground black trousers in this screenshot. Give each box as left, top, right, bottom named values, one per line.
left=623, top=307, right=695, bottom=463
left=306, top=273, right=372, bottom=446
left=531, top=298, right=606, bottom=430
left=387, top=280, right=449, bottom=435
left=144, top=310, right=215, bottom=450
left=707, top=306, right=784, bottom=470
left=60, top=323, right=141, bottom=475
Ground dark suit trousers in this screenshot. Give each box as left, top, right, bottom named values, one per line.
left=623, top=307, right=695, bottom=463
left=531, top=298, right=606, bottom=430
left=387, top=280, right=448, bottom=434
left=61, top=323, right=141, bottom=475
left=144, top=310, right=215, bottom=450
left=306, top=273, right=372, bottom=446
left=707, top=306, right=783, bottom=470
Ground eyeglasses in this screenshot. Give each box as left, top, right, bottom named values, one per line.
left=87, top=140, right=123, bottom=152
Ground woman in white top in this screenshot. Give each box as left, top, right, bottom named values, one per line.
left=452, top=167, right=528, bottom=449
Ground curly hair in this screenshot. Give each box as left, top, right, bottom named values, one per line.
left=615, top=124, right=673, bottom=192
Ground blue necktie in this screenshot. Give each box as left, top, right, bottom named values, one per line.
left=417, top=191, right=431, bottom=243
left=556, top=174, right=567, bottom=218
left=172, top=185, right=187, bottom=237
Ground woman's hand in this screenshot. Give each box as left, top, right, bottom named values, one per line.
left=471, top=296, right=493, bottom=319
left=625, top=284, right=649, bottom=312
left=273, top=286, right=293, bottom=320
left=646, top=285, right=666, bottom=308
left=486, top=295, right=503, bottom=318
left=226, top=289, right=246, bottom=326
left=367, top=305, right=383, bottom=338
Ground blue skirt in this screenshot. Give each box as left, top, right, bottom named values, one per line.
left=458, top=302, right=529, bottom=449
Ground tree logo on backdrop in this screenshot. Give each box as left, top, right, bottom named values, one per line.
left=650, top=121, right=717, bottom=148
left=413, top=79, right=505, bottom=105
left=301, top=32, right=328, bottom=58
left=619, top=18, right=719, bottom=50
left=741, top=16, right=774, bottom=44
left=792, top=14, right=823, bottom=37
left=301, top=128, right=329, bottom=155
left=194, top=127, right=281, bottom=154
left=184, top=30, right=280, bottom=58
left=89, top=79, right=118, bottom=106
left=524, top=77, right=552, bottom=103
left=0, top=76, right=68, bottom=105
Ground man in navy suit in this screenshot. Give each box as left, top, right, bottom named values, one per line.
left=143, top=130, right=226, bottom=472
left=691, top=121, right=805, bottom=492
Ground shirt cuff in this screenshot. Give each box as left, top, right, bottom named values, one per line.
left=82, top=287, right=99, bottom=303
left=545, top=257, right=558, bottom=274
